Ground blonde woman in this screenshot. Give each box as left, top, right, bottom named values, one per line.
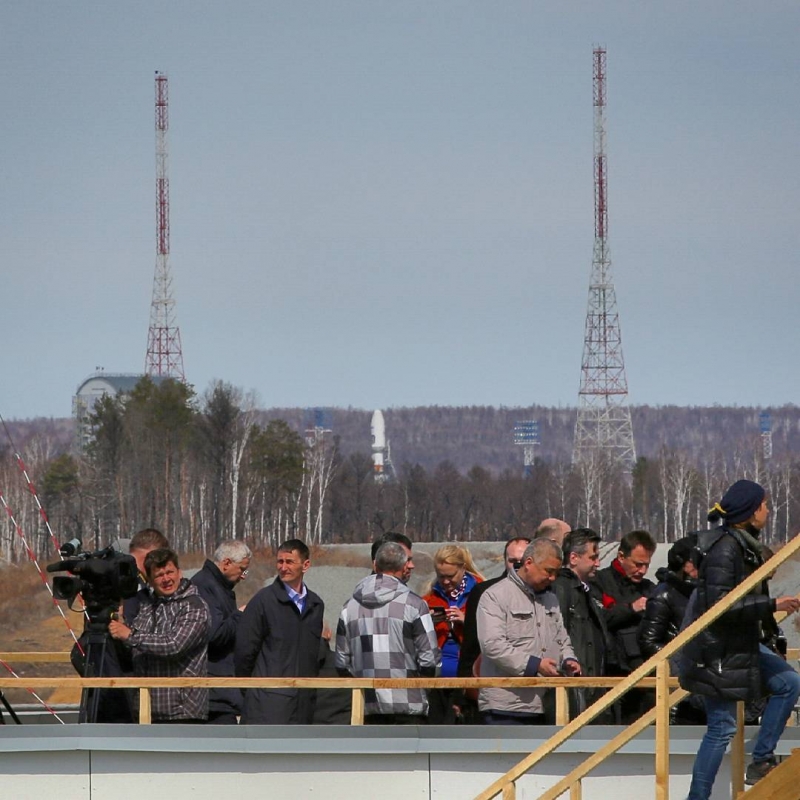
left=423, top=545, right=484, bottom=723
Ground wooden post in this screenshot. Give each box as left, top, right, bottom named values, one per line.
left=731, top=701, right=745, bottom=798
left=654, top=661, right=670, bottom=800
left=139, top=688, right=151, bottom=725
left=350, top=688, right=365, bottom=725
left=555, top=686, right=569, bottom=726
left=501, top=783, right=515, bottom=800
left=569, top=780, right=582, bottom=800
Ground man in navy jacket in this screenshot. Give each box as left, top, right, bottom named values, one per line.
left=235, top=539, right=324, bottom=724
left=191, top=540, right=252, bottom=724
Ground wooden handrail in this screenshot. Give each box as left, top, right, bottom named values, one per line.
left=537, top=687, right=690, bottom=800
left=473, top=531, right=800, bottom=800
left=0, top=651, right=72, bottom=663
left=0, top=675, right=680, bottom=690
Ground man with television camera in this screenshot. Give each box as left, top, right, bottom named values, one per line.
left=109, top=547, right=211, bottom=723
left=66, top=529, right=168, bottom=721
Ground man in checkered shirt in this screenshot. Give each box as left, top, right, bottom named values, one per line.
left=336, top=541, right=440, bottom=724
left=110, top=548, right=211, bottom=723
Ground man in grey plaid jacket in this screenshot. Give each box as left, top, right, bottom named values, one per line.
left=336, top=541, right=440, bottom=724
left=110, top=548, right=210, bottom=722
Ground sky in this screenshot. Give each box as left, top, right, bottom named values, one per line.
left=1, top=2, right=799, bottom=420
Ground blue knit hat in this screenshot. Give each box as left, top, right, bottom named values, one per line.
left=707, top=480, right=766, bottom=525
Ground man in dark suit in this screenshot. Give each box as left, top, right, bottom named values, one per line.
left=191, top=540, right=252, bottom=723
left=235, top=539, right=324, bottom=724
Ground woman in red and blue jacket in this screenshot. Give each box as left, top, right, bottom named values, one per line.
left=423, top=545, right=484, bottom=723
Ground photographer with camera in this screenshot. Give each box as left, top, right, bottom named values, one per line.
left=59, top=528, right=169, bottom=723
left=109, top=548, right=211, bottom=724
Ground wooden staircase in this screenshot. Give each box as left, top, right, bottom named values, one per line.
left=740, top=749, right=800, bottom=799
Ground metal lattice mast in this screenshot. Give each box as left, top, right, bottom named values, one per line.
left=145, top=71, right=185, bottom=381
left=572, top=47, right=636, bottom=469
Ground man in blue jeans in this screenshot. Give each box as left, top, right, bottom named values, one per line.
left=679, top=480, right=800, bottom=798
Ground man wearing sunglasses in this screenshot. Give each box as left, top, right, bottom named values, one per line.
left=457, top=536, right=532, bottom=681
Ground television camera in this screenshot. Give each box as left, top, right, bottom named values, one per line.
left=47, top=539, right=142, bottom=723
left=47, top=538, right=139, bottom=620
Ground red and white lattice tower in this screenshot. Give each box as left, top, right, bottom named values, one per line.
left=145, top=71, right=185, bottom=381
left=572, top=47, right=636, bottom=469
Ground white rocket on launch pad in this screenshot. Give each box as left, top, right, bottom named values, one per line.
left=371, top=409, right=386, bottom=479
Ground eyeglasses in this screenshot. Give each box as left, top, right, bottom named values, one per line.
left=510, top=559, right=524, bottom=570
left=240, top=568, right=249, bottom=577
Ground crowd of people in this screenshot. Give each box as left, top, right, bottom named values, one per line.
left=74, top=479, right=800, bottom=796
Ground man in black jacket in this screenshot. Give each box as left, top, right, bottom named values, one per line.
left=457, top=536, right=531, bottom=680
left=680, top=480, right=800, bottom=797
left=595, top=529, right=657, bottom=723
left=637, top=536, right=704, bottom=724
left=191, top=540, right=252, bottom=724
left=553, top=528, right=609, bottom=718
left=235, top=538, right=324, bottom=724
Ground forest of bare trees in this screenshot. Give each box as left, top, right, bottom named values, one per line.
left=0, top=378, right=798, bottom=564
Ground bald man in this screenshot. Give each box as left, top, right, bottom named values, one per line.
left=533, top=518, right=571, bottom=547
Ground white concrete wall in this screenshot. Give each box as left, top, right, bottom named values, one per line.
left=0, top=747, right=729, bottom=799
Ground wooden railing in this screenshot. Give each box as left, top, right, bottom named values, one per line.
left=4, top=533, right=800, bottom=798
left=474, top=530, right=800, bottom=800
left=0, top=668, right=677, bottom=725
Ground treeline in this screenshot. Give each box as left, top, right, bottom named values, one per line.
left=0, top=382, right=798, bottom=564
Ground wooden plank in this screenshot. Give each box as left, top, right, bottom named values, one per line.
left=0, top=651, right=72, bottom=663
left=555, top=686, right=569, bottom=726
left=537, top=688, right=688, bottom=800
left=139, top=688, right=151, bottom=725
left=350, top=688, right=365, bottom=725
left=472, top=532, right=800, bottom=800
left=744, top=748, right=800, bottom=799
left=501, top=783, right=515, bottom=800
left=654, top=661, right=670, bottom=800
left=0, top=675, right=678, bottom=691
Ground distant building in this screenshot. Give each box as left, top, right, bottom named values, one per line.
left=73, top=371, right=154, bottom=451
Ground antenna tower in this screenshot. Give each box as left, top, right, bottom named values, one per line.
left=573, top=47, right=636, bottom=469
left=145, top=72, right=185, bottom=381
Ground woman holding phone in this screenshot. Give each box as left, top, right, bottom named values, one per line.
left=423, top=545, right=484, bottom=723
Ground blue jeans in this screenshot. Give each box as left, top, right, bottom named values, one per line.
left=688, top=645, right=800, bottom=800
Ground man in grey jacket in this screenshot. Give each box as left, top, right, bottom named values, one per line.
left=477, top=538, right=580, bottom=724
left=336, top=541, right=440, bottom=724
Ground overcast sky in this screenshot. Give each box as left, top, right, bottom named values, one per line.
left=1, top=2, right=798, bottom=420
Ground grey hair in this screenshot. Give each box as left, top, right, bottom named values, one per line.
left=523, top=538, right=562, bottom=565
left=375, top=541, right=409, bottom=573
left=213, top=540, right=252, bottom=564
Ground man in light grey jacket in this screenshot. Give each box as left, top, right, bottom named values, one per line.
left=476, top=538, right=580, bottom=724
